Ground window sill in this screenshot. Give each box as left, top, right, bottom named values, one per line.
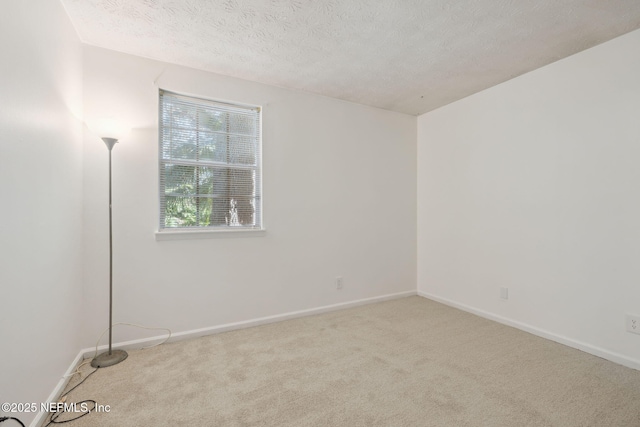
left=155, top=228, right=266, bottom=241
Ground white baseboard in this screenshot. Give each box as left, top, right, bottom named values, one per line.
left=417, top=291, right=640, bottom=371
left=79, top=290, right=417, bottom=358
left=30, top=350, right=86, bottom=427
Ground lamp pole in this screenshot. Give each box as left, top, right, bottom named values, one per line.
left=91, top=137, right=128, bottom=368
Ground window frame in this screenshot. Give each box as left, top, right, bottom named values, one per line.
left=157, top=89, right=264, bottom=236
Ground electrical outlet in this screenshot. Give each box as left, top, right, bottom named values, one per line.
left=336, top=276, right=343, bottom=290
left=626, top=314, right=640, bottom=335
left=500, top=287, right=509, bottom=300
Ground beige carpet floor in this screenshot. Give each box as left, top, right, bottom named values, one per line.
left=47, top=296, right=640, bottom=426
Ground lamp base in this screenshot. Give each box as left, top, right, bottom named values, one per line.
left=90, top=349, right=128, bottom=368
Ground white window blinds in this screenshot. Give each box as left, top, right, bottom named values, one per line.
left=159, top=90, right=262, bottom=230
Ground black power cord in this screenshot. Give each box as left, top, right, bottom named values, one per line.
left=0, top=417, right=26, bottom=427
left=45, top=400, right=97, bottom=425
left=57, top=368, right=98, bottom=401
left=1, top=365, right=101, bottom=427
left=42, top=368, right=99, bottom=427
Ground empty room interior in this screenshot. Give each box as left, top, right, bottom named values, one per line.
left=3, top=1, right=640, bottom=426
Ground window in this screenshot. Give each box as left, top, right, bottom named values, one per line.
left=159, top=90, right=262, bottom=231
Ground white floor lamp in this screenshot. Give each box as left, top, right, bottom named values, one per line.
left=89, top=119, right=129, bottom=368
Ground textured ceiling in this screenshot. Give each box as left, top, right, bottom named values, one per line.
left=61, top=0, right=640, bottom=115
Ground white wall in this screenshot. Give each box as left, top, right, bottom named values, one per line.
left=81, top=47, right=417, bottom=345
left=0, top=1, right=83, bottom=424
left=417, top=29, right=640, bottom=367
